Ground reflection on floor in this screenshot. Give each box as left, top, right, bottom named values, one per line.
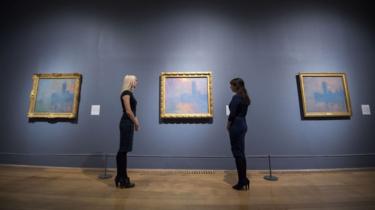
left=1, top=165, right=375, bottom=210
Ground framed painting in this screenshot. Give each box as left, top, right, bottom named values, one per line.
left=298, top=72, right=352, bottom=118
left=160, top=72, right=213, bottom=119
left=27, top=73, right=82, bottom=119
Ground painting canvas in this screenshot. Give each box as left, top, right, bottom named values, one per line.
left=28, top=73, right=82, bottom=119
left=298, top=73, right=352, bottom=117
left=160, top=72, right=213, bottom=119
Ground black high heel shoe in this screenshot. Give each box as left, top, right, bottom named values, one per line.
left=114, top=176, right=121, bottom=188
left=115, top=176, right=135, bottom=188
left=115, top=177, right=135, bottom=189
left=121, top=177, right=135, bottom=188
left=232, top=179, right=250, bottom=191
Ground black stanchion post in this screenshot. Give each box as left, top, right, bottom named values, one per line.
left=264, top=154, right=278, bottom=181
left=98, top=153, right=112, bottom=179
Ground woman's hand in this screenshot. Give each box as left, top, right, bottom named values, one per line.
left=134, top=117, right=140, bottom=131
left=226, top=121, right=231, bottom=131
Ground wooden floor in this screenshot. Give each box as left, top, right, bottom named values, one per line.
left=1, top=165, right=375, bottom=210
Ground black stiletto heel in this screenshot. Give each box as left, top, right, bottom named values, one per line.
left=245, top=181, right=250, bottom=190
left=121, top=177, right=135, bottom=188
left=114, top=176, right=120, bottom=188
left=232, top=179, right=250, bottom=191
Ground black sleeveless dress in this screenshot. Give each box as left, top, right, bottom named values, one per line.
left=119, top=90, right=137, bottom=152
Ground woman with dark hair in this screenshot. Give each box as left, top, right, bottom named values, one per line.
left=227, top=78, right=251, bottom=190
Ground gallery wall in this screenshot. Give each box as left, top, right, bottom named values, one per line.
left=0, top=0, right=374, bottom=169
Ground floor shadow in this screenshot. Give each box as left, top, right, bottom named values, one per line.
left=81, top=167, right=116, bottom=188
left=223, top=170, right=237, bottom=185
left=79, top=155, right=116, bottom=188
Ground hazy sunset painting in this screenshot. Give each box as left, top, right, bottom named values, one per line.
left=165, top=77, right=208, bottom=114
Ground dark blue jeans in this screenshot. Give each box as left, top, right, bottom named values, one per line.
left=229, top=117, right=248, bottom=183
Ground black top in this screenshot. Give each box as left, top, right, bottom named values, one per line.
left=121, top=90, right=137, bottom=117
left=228, top=94, right=249, bottom=122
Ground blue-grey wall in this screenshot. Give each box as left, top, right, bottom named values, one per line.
left=1, top=0, right=374, bottom=169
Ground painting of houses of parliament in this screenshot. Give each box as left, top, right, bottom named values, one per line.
left=36, top=79, right=75, bottom=113
left=299, top=73, right=352, bottom=117
left=165, top=78, right=208, bottom=114
left=28, top=73, right=82, bottom=119
left=160, top=72, right=213, bottom=119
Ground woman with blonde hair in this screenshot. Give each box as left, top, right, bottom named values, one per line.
left=115, top=75, right=140, bottom=188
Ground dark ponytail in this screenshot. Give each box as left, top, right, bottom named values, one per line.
left=230, top=78, right=251, bottom=105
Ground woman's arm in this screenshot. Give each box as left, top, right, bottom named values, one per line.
left=227, top=95, right=241, bottom=130
left=122, top=95, right=140, bottom=131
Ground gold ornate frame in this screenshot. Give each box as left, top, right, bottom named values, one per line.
left=160, top=72, right=213, bottom=119
left=298, top=72, right=352, bottom=118
left=27, top=73, right=82, bottom=119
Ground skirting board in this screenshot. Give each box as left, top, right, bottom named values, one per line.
left=1, top=163, right=375, bottom=174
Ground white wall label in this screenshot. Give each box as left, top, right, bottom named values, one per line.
left=361, top=104, right=371, bottom=115
left=226, top=105, right=230, bottom=116
left=91, top=105, right=101, bottom=116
